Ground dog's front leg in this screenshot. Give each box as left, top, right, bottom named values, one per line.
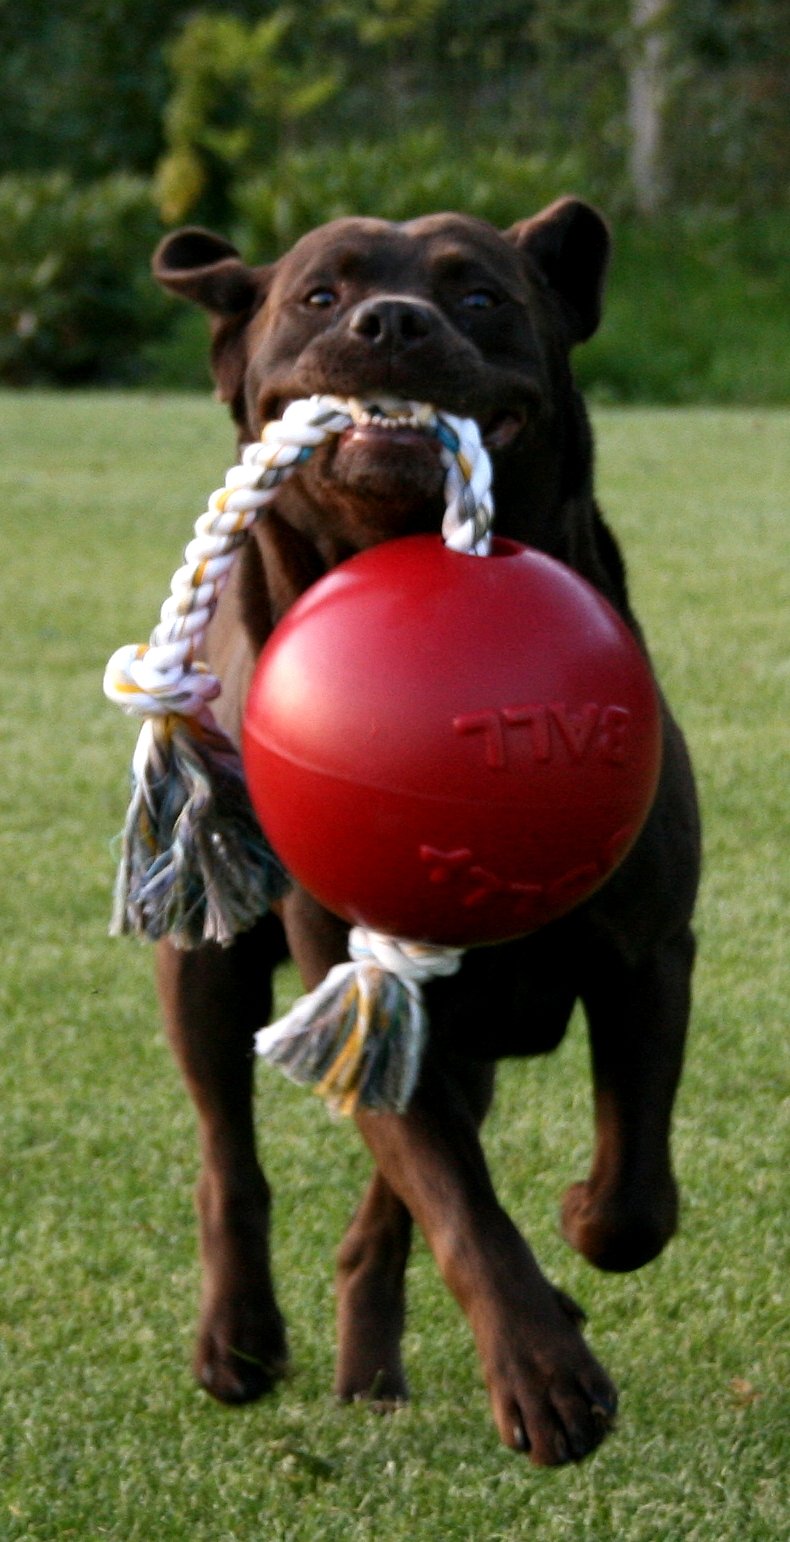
left=354, top=1053, right=617, bottom=1465
left=157, top=919, right=288, bottom=1403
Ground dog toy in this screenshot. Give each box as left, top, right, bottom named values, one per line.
left=245, top=534, right=661, bottom=1113
left=243, top=534, right=660, bottom=945
left=105, top=395, right=660, bottom=1116
left=104, top=396, right=493, bottom=950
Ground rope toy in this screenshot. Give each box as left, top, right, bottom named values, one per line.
left=105, top=393, right=495, bottom=1109
left=255, top=930, right=464, bottom=1117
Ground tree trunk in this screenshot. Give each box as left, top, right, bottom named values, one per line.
left=627, top=0, right=670, bottom=216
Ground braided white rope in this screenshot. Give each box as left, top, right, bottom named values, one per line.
left=104, top=395, right=493, bottom=720
left=348, top=926, right=464, bottom=981
left=105, top=393, right=495, bottom=1101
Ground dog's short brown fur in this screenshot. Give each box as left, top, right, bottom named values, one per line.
left=152, top=199, right=700, bottom=1466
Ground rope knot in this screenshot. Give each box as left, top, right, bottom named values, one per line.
left=104, top=642, right=221, bottom=718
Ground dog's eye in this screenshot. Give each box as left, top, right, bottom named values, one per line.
left=461, top=289, right=500, bottom=310
left=304, top=288, right=337, bottom=309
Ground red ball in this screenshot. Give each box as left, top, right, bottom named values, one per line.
left=243, top=535, right=661, bottom=946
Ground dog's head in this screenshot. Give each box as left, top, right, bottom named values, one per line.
left=153, top=199, right=609, bottom=552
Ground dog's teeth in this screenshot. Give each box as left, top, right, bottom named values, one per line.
left=370, top=395, right=405, bottom=415
left=344, top=397, right=436, bottom=432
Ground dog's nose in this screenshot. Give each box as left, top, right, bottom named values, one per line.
left=349, top=297, right=435, bottom=349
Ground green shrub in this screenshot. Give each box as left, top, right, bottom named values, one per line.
left=578, top=210, right=790, bottom=404
left=0, top=173, right=168, bottom=385
left=233, top=130, right=584, bottom=253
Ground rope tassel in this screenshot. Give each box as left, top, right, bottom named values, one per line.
left=110, top=712, right=288, bottom=947
left=255, top=930, right=463, bottom=1115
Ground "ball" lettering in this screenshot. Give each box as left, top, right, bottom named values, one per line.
left=453, top=703, right=631, bottom=768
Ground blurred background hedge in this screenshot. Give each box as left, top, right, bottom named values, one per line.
left=1, top=0, right=787, bottom=400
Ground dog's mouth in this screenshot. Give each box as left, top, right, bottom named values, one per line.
left=262, top=394, right=525, bottom=453
left=252, top=393, right=529, bottom=545
left=341, top=396, right=443, bottom=453
left=345, top=398, right=525, bottom=451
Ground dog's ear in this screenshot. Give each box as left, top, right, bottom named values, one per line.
left=152, top=227, right=276, bottom=430
left=505, top=198, right=610, bottom=344
left=152, top=227, right=266, bottom=314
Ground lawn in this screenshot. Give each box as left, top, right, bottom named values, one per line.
left=0, top=395, right=787, bottom=1540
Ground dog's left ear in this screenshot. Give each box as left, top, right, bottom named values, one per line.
left=505, top=198, right=610, bottom=344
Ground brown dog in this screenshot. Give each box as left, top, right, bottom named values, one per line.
left=151, top=199, right=700, bottom=1466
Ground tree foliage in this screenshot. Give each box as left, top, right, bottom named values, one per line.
left=1, top=0, right=785, bottom=215
left=154, top=10, right=340, bottom=224
left=1, top=0, right=786, bottom=388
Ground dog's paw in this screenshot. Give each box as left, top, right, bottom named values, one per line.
left=480, top=1300, right=617, bottom=1465
left=561, top=1176, right=678, bottom=1273
left=334, top=1311, right=409, bottom=1408
left=195, top=1299, right=289, bottom=1404
left=334, top=1363, right=409, bottom=1411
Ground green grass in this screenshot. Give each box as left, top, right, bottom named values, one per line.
left=576, top=215, right=790, bottom=405
left=0, top=395, right=787, bottom=1540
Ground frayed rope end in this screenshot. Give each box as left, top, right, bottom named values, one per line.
left=255, top=930, right=463, bottom=1115
left=255, top=961, right=427, bottom=1116
left=111, top=713, right=288, bottom=949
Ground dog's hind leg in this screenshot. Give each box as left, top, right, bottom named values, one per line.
left=156, top=915, right=289, bottom=1403
left=562, top=925, right=695, bottom=1273
left=277, top=884, right=418, bottom=1405
left=334, top=1171, right=413, bottom=1404
left=334, top=1057, right=496, bottom=1406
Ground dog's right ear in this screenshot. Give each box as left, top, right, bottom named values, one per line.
left=152, top=227, right=265, bottom=315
